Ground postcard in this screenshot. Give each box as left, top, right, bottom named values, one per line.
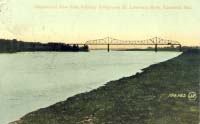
left=0, top=0, right=199, bottom=124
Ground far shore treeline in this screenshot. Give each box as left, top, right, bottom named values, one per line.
left=0, top=39, right=89, bottom=53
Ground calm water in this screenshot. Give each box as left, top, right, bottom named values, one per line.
left=0, top=51, right=181, bottom=124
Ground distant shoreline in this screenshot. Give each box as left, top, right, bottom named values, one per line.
left=92, top=46, right=198, bottom=52
left=0, top=39, right=89, bottom=53
left=116, top=46, right=199, bottom=52
left=11, top=48, right=199, bottom=124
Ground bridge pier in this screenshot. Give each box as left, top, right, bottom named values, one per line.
left=179, top=45, right=182, bottom=52
left=107, top=44, right=110, bottom=52
left=155, top=44, right=158, bottom=52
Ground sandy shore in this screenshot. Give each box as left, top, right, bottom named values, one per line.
left=11, top=49, right=199, bottom=124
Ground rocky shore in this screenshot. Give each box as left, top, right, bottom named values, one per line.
left=11, top=49, right=199, bottom=124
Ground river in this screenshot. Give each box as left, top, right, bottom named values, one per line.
left=0, top=51, right=181, bottom=124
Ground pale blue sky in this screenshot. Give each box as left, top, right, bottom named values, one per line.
left=0, top=0, right=199, bottom=45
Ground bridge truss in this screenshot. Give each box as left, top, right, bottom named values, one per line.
left=85, top=37, right=181, bottom=52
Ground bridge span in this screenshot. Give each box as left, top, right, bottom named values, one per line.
left=70, top=37, right=182, bottom=52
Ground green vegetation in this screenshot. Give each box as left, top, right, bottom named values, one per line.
left=12, top=49, right=199, bottom=124
left=0, top=39, right=88, bottom=53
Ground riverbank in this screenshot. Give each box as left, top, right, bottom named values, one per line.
left=0, top=39, right=89, bottom=53
left=11, top=49, right=199, bottom=124
left=118, top=46, right=199, bottom=52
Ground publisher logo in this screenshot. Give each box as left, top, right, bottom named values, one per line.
left=188, top=92, right=197, bottom=101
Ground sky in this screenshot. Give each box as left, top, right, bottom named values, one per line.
left=0, top=0, right=199, bottom=46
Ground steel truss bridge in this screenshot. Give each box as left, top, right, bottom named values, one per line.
left=84, top=37, right=181, bottom=52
